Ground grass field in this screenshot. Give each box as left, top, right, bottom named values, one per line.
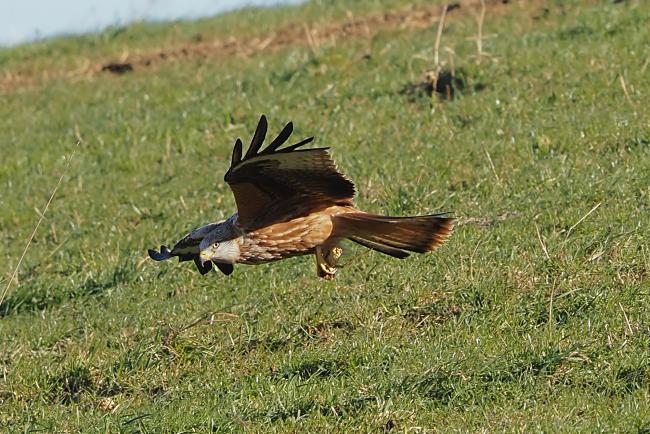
left=1, top=0, right=649, bottom=431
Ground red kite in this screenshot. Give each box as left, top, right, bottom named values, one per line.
left=149, top=116, right=454, bottom=279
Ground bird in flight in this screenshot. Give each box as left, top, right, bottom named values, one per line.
left=148, top=115, right=454, bottom=279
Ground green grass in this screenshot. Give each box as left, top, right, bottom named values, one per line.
left=1, top=0, right=649, bottom=432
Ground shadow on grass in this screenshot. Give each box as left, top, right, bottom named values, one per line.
left=597, top=365, right=650, bottom=397
left=275, top=357, right=349, bottom=381
left=393, top=369, right=463, bottom=404
left=238, top=319, right=354, bottom=354
left=45, top=363, right=125, bottom=405
left=265, top=395, right=378, bottom=422
left=0, top=260, right=137, bottom=317
left=46, top=365, right=95, bottom=404
left=478, top=348, right=570, bottom=384
left=387, top=348, right=585, bottom=407
left=404, top=301, right=462, bottom=328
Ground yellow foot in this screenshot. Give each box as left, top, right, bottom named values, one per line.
left=316, top=246, right=342, bottom=280
left=325, top=247, right=343, bottom=265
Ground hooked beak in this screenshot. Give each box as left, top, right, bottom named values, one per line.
left=199, top=249, right=212, bottom=266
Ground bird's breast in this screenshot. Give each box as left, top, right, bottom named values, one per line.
left=237, top=208, right=343, bottom=264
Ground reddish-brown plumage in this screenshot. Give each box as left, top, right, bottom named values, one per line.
left=237, top=205, right=345, bottom=264
left=149, top=115, right=454, bottom=278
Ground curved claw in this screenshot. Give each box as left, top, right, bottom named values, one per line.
left=148, top=245, right=172, bottom=261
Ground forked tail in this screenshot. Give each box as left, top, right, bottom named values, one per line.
left=333, top=212, right=455, bottom=258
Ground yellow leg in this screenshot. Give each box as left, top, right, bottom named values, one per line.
left=316, top=245, right=343, bottom=279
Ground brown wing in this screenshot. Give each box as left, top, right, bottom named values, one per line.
left=224, top=115, right=355, bottom=230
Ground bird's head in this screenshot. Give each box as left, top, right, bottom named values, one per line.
left=198, top=223, right=240, bottom=265
left=197, top=226, right=222, bottom=264
left=199, top=242, right=218, bottom=266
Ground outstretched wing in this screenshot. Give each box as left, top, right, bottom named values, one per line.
left=224, top=115, right=355, bottom=230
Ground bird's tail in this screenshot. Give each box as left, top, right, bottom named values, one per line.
left=333, top=212, right=455, bottom=258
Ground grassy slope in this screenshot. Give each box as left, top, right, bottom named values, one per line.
left=1, top=0, right=649, bottom=432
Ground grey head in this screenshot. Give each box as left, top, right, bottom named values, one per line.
left=148, top=222, right=234, bottom=276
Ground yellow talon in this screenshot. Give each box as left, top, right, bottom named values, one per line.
left=328, top=247, right=343, bottom=262
left=316, top=246, right=339, bottom=279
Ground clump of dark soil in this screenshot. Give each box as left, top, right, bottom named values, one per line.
left=403, top=67, right=479, bottom=101
left=427, top=68, right=466, bottom=99
left=101, top=62, right=134, bottom=74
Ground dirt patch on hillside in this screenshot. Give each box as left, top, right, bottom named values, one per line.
left=1, top=0, right=534, bottom=92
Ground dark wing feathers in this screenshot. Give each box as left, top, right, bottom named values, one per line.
left=227, top=118, right=317, bottom=170
left=279, top=136, right=314, bottom=153
left=266, top=121, right=293, bottom=152
left=148, top=245, right=172, bottom=261
left=148, top=245, right=235, bottom=276
left=224, top=115, right=355, bottom=228
left=245, top=115, right=268, bottom=159
left=215, top=263, right=234, bottom=275
left=232, top=138, right=243, bottom=166
left=228, top=152, right=354, bottom=210
left=193, top=258, right=213, bottom=275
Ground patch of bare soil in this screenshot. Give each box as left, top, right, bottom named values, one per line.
left=1, top=0, right=530, bottom=92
